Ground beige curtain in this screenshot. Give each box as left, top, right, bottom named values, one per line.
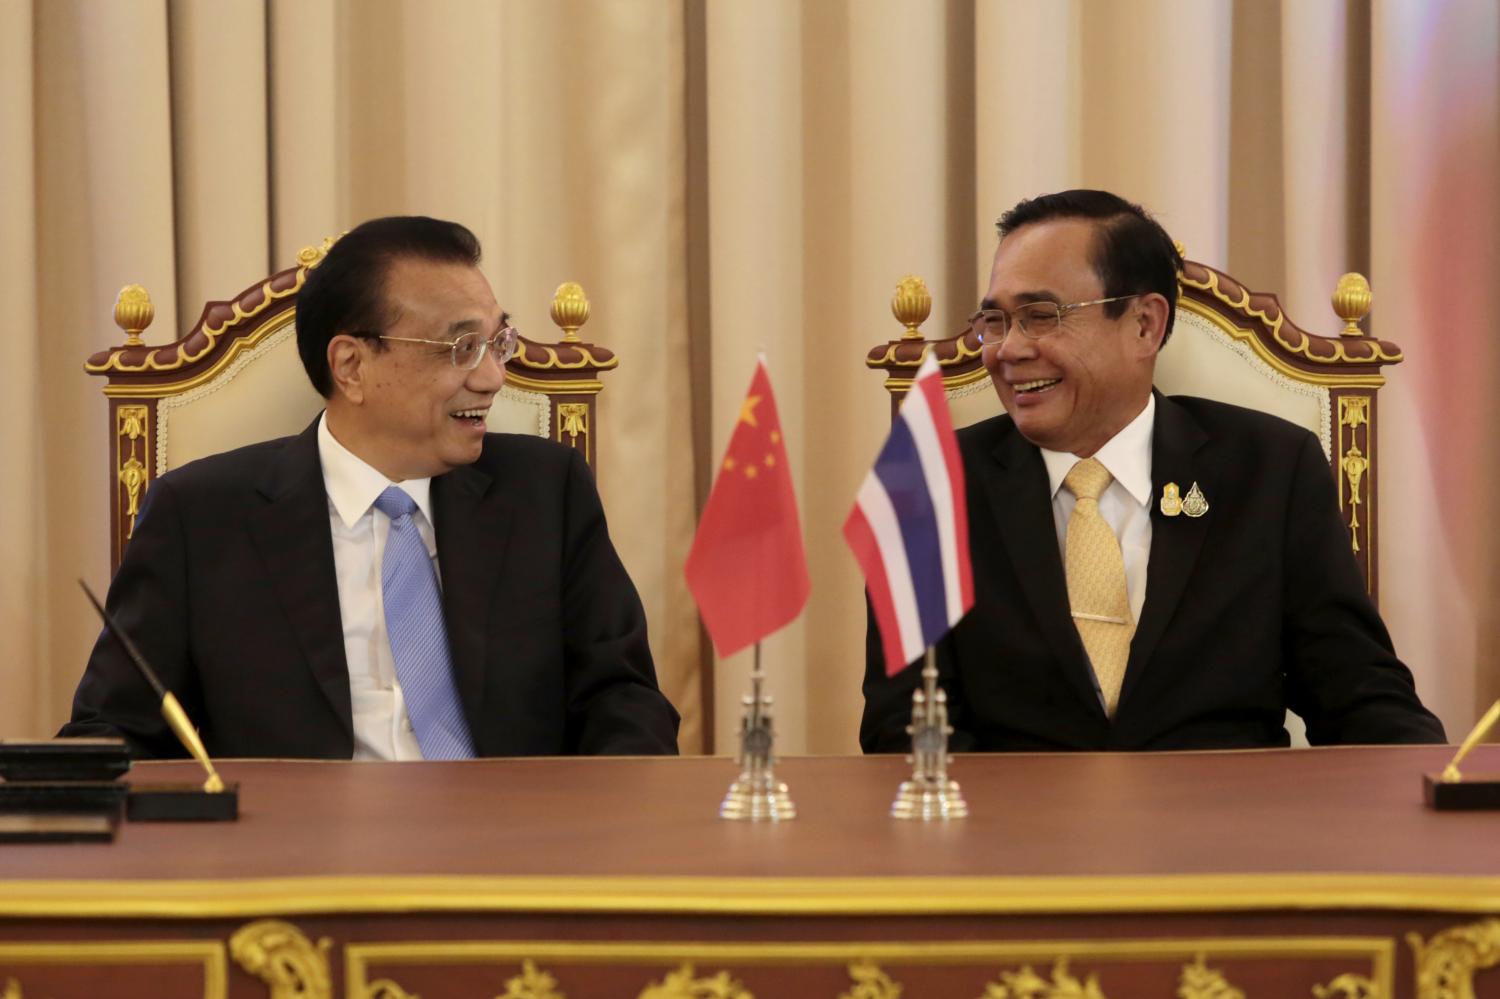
left=4, top=0, right=1495, bottom=754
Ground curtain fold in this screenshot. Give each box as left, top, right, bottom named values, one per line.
left=5, top=0, right=1493, bottom=751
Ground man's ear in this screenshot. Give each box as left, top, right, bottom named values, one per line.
left=327, top=335, right=368, bottom=405
left=1132, top=293, right=1171, bottom=357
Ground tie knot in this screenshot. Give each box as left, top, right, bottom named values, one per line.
left=373, top=485, right=417, bottom=521
left=1064, top=457, right=1113, bottom=502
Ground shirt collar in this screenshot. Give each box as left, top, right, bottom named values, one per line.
left=317, top=412, right=435, bottom=529
left=1039, top=394, right=1156, bottom=507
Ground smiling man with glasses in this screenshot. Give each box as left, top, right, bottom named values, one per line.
left=66, top=216, right=680, bottom=760
left=860, top=189, right=1443, bottom=754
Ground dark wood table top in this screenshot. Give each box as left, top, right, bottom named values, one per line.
left=2, top=746, right=1497, bottom=918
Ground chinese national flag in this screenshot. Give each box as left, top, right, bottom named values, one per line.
left=685, top=358, right=811, bottom=658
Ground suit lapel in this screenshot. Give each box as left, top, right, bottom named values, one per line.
left=979, top=424, right=1103, bottom=712
left=1118, top=393, right=1211, bottom=711
left=432, top=457, right=516, bottom=741
left=247, top=418, right=353, bottom=741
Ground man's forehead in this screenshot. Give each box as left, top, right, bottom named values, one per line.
left=988, top=218, right=1101, bottom=298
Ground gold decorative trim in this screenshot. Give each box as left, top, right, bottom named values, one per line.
left=1176, top=954, right=1244, bottom=999
left=1344, top=390, right=1374, bottom=573
left=865, top=334, right=985, bottom=372
left=3, top=873, right=1498, bottom=920
left=978, top=956, right=1105, bottom=997
left=365, top=982, right=419, bottom=999
left=882, top=366, right=991, bottom=396
left=116, top=404, right=150, bottom=539
left=497, top=960, right=567, bottom=999
left=513, top=340, right=618, bottom=373
left=1407, top=917, right=1500, bottom=999
left=839, top=960, right=901, bottom=999
left=1313, top=973, right=1378, bottom=998
left=557, top=403, right=589, bottom=449
left=87, top=275, right=306, bottom=376
left=229, top=919, right=333, bottom=999
left=1177, top=300, right=1386, bottom=388
left=638, top=964, right=752, bottom=999
left=0, top=979, right=17, bottom=999
left=1339, top=396, right=1372, bottom=558
left=0, top=941, right=227, bottom=999
left=99, top=311, right=300, bottom=398
left=347, top=938, right=1391, bottom=999
left=1179, top=267, right=1401, bottom=366
left=499, top=373, right=605, bottom=396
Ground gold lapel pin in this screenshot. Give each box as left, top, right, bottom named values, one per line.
left=1182, top=481, right=1209, bottom=518
left=1159, top=482, right=1182, bottom=517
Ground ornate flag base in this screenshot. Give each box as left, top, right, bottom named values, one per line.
left=890, top=777, right=968, bottom=820
left=719, top=654, right=796, bottom=822
left=719, top=773, right=797, bottom=821
left=891, top=649, right=968, bottom=821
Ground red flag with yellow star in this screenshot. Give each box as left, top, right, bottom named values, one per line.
left=685, top=357, right=810, bottom=658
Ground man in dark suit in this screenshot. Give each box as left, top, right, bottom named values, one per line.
left=861, top=190, right=1443, bottom=752
left=65, top=216, right=679, bottom=759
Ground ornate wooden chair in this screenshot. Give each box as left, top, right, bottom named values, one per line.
left=87, top=239, right=617, bottom=573
left=866, top=260, right=1397, bottom=602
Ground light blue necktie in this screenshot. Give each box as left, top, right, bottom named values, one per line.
left=374, top=486, right=474, bottom=759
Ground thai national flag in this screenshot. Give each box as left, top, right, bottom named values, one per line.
left=844, top=352, right=974, bottom=675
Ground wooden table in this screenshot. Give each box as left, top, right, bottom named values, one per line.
left=0, top=746, right=1497, bottom=998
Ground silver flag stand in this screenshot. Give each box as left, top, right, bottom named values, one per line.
left=891, top=647, right=968, bottom=820
left=719, top=642, right=796, bottom=821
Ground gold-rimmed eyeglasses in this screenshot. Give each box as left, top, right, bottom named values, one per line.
left=970, top=294, right=1140, bottom=345
left=366, top=326, right=520, bottom=370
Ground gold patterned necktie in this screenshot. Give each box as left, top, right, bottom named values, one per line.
left=1063, top=457, right=1134, bottom=717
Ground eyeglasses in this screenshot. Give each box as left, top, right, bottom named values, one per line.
left=970, top=294, right=1140, bottom=345
left=368, top=326, right=520, bottom=370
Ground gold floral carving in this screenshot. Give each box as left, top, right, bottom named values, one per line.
left=557, top=403, right=589, bottom=448
left=1408, top=918, right=1500, bottom=999
left=1176, top=955, right=1244, bottom=999
left=228, top=919, right=333, bottom=999
left=1339, top=396, right=1372, bottom=556
left=839, top=959, right=902, bottom=999
left=117, top=404, right=150, bottom=539
left=892, top=276, right=933, bottom=340
left=495, top=960, right=566, bottom=999
left=365, top=981, right=419, bottom=999
left=977, top=957, right=1105, bottom=998
left=637, top=964, right=752, bottom=999
left=1313, top=973, right=1378, bottom=999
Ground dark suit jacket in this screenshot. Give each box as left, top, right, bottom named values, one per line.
left=861, top=394, right=1445, bottom=752
left=63, top=419, right=679, bottom=758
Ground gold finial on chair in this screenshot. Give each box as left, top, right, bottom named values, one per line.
left=550, top=282, right=590, bottom=343
left=1333, top=272, right=1373, bottom=337
left=892, top=276, right=932, bottom=341
left=113, top=285, right=155, bottom=347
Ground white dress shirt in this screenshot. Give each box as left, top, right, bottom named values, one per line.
left=317, top=413, right=438, bottom=761
left=1038, top=393, right=1156, bottom=629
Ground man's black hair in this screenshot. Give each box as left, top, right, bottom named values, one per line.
left=996, top=190, right=1183, bottom=344
left=296, top=216, right=482, bottom=397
